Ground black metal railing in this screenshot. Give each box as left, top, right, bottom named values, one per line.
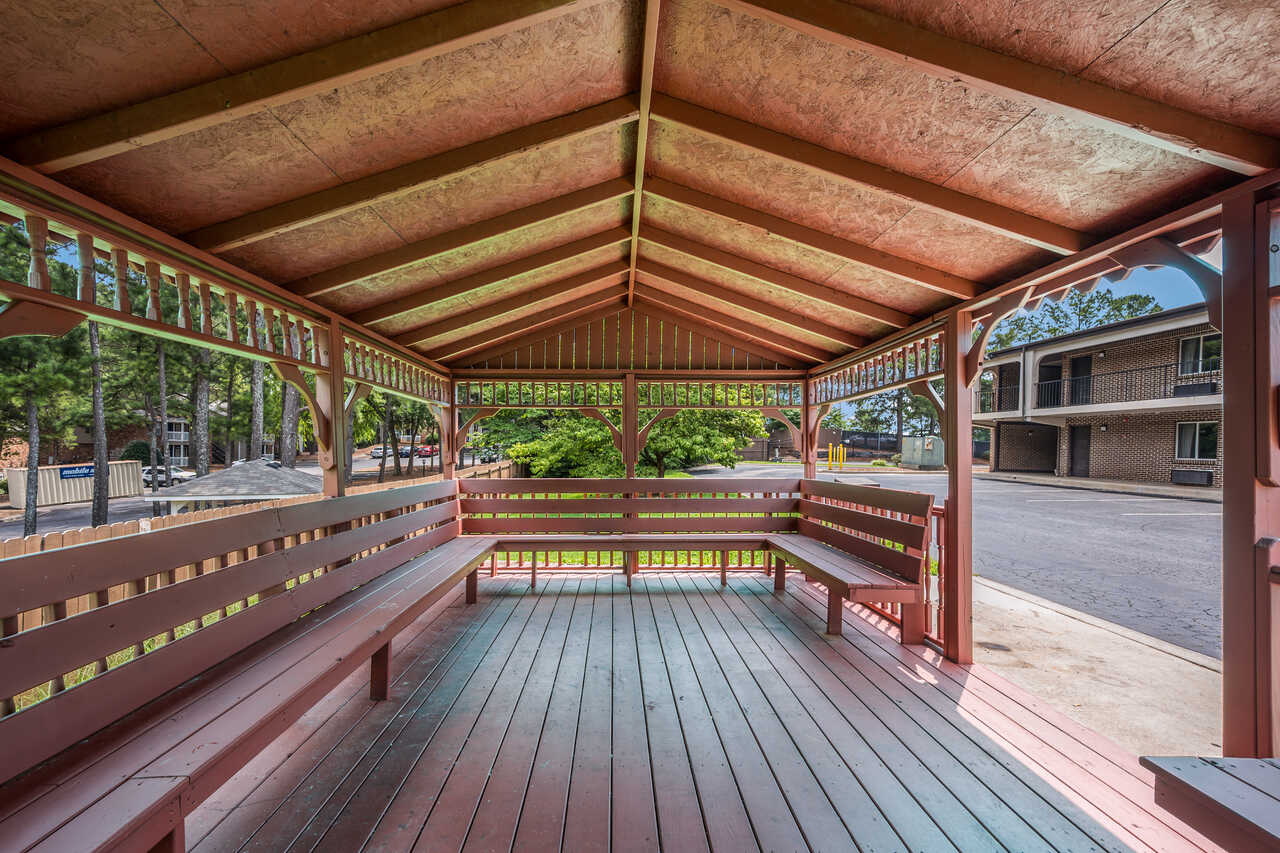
left=1034, top=360, right=1221, bottom=409
left=977, top=384, right=1021, bottom=414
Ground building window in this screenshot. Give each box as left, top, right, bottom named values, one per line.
left=1175, top=421, right=1218, bottom=460
left=1178, top=333, right=1221, bottom=375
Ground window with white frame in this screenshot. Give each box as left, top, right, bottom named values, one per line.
left=1175, top=421, right=1218, bottom=460
left=1178, top=332, right=1221, bottom=375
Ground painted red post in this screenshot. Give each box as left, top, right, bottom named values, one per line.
left=801, top=380, right=816, bottom=478
left=773, top=554, right=786, bottom=592
left=370, top=642, right=390, bottom=701
left=323, top=319, right=347, bottom=498
left=1221, top=188, right=1279, bottom=758
left=942, top=311, right=974, bottom=664
left=623, top=372, right=638, bottom=477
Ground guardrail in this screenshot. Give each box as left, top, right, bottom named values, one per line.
left=1034, top=361, right=1221, bottom=408
left=977, top=385, right=1020, bottom=414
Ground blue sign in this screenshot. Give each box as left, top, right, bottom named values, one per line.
left=59, top=465, right=94, bottom=480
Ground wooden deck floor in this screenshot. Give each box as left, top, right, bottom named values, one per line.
left=188, top=572, right=1225, bottom=852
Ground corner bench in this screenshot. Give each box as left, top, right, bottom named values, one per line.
left=460, top=477, right=933, bottom=639
left=0, top=482, right=489, bottom=853
left=1141, top=756, right=1280, bottom=851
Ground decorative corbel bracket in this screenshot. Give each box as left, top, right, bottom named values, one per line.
left=1110, top=237, right=1223, bottom=330
left=271, top=361, right=333, bottom=469
left=345, top=381, right=372, bottom=419
left=579, top=407, right=623, bottom=452
left=759, top=407, right=801, bottom=450
left=907, top=378, right=946, bottom=443
left=967, top=289, right=1031, bottom=385
left=457, top=407, right=499, bottom=453
left=0, top=300, right=85, bottom=340
left=638, top=407, right=678, bottom=452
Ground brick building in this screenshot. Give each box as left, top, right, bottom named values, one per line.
left=975, top=304, right=1221, bottom=488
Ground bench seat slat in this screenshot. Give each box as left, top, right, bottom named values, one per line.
left=768, top=534, right=918, bottom=596
left=796, top=499, right=926, bottom=551
left=800, top=478, right=933, bottom=517
left=794, top=518, right=922, bottom=581
left=480, top=533, right=772, bottom=552
left=1141, top=756, right=1280, bottom=849
left=30, top=778, right=185, bottom=853
left=460, top=497, right=799, bottom=515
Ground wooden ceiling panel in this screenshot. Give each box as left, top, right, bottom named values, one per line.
left=159, top=0, right=462, bottom=74
left=0, top=0, right=226, bottom=139
left=272, top=0, right=641, bottom=182
left=656, top=0, right=1026, bottom=185
left=370, top=241, right=631, bottom=336
left=371, top=122, right=635, bottom=242
left=945, top=112, right=1234, bottom=234
left=1080, top=0, right=1280, bottom=137
left=640, top=195, right=843, bottom=284
left=645, top=121, right=908, bottom=244
left=636, top=241, right=885, bottom=338
left=220, top=208, right=407, bottom=284
left=821, top=263, right=953, bottom=319
left=423, top=197, right=631, bottom=281
left=835, top=0, right=1154, bottom=75
left=55, top=112, right=339, bottom=234
left=871, top=209, right=1053, bottom=283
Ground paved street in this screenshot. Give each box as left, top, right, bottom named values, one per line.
left=689, top=463, right=1223, bottom=657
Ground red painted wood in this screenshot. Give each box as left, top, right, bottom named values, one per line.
left=465, top=515, right=795, bottom=535
left=458, top=477, right=801, bottom=494
left=460, top=496, right=798, bottom=514
left=561, top=575, right=613, bottom=852
left=371, top=642, right=390, bottom=701
left=801, top=479, right=933, bottom=517
left=608, top=575, right=660, bottom=851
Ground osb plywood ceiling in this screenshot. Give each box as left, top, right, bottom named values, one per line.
left=2, top=0, right=1275, bottom=369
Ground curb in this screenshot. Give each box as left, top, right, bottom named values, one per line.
left=974, top=576, right=1221, bottom=673
left=975, top=471, right=1221, bottom=503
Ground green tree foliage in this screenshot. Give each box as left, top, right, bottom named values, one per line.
left=119, top=440, right=152, bottom=463
left=985, top=286, right=1163, bottom=353
left=640, top=409, right=766, bottom=477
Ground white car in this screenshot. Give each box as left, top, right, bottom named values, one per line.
left=142, top=466, right=196, bottom=486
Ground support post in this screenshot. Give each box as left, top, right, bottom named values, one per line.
left=370, top=642, right=390, bottom=701
left=623, top=372, right=638, bottom=477
left=773, top=554, right=786, bottom=592
left=802, top=381, right=816, bottom=478
left=827, top=587, right=843, bottom=636
left=942, top=311, right=974, bottom=664
left=720, top=549, right=728, bottom=587
left=466, top=569, right=478, bottom=604
left=1221, top=189, right=1279, bottom=757
left=323, top=320, right=348, bottom=497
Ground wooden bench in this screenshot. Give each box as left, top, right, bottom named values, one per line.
left=0, top=481, right=490, bottom=853
left=460, top=477, right=933, bottom=640
left=1141, top=756, right=1280, bottom=851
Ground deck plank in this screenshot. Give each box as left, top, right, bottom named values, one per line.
left=191, top=573, right=1224, bottom=853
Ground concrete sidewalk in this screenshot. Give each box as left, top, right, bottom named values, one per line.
left=976, top=470, right=1221, bottom=502
left=973, top=576, right=1220, bottom=757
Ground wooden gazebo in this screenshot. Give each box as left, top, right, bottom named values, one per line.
left=0, top=1, right=1276, bottom=850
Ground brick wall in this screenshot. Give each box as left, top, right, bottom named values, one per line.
left=1055, top=409, right=1222, bottom=487
left=994, top=422, right=1057, bottom=472
left=1044, top=322, right=1220, bottom=405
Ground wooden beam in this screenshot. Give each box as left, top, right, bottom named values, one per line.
left=428, top=284, right=630, bottom=361
left=184, top=96, right=639, bottom=252
left=394, top=262, right=629, bottom=348
left=632, top=286, right=832, bottom=363
left=724, top=0, right=1280, bottom=176
left=6, top=0, right=612, bottom=173
left=650, top=93, right=1092, bottom=254
left=635, top=261, right=864, bottom=349
left=455, top=298, right=628, bottom=365
left=643, top=177, right=979, bottom=299
left=286, top=179, right=633, bottom=298
left=633, top=297, right=808, bottom=369
left=639, top=224, right=915, bottom=327
left=352, top=227, right=631, bottom=326
left=626, top=0, right=663, bottom=304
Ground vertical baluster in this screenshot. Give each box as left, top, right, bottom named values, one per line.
left=24, top=215, right=50, bottom=291
left=245, top=300, right=260, bottom=349
left=198, top=282, right=213, bottom=335
left=261, top=306, right=276, bottom=353
left=175, top=272, right=191, bottom=329
left=144, top=261, right=162, bottom=321
left=76, top=232, right=96, bottom=303
left=225, top=291, right=240, bottom=343
left=111, top=247, right=131, bottom=313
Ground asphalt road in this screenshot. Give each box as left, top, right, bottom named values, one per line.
left=689, top=463, right=1223, bottom=657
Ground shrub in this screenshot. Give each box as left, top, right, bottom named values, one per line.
left=119, top=440, right=152, bottom=464
left=871, top=459, right=889, bottom=467
left=889, top=453, right=902, bottom=465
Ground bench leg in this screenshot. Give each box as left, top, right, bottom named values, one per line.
left=900, top=601, right=926, bottom=645
left=773, top=555, right=786, bottom=593
left=826, top=588, right=843, bottom=636
left=466, top=569, right=478, bottom=604
left=370, top=641, right=391, bottom=701
left=146, top=821, right=184, bottom=853
left=719, top=549, right=728, bottom=587
left=626, top=552, right=638, bottom=588
left=530, top=553, right=537, bottom=591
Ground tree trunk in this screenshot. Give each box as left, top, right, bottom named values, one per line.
left=344, top=400, right=355, bottom=487
left=250, top=359, right=264, bottom=460
left=153, top=341, right=168, bottom=517
left=223, top=361, right=235, bottom=465
left=88, top=321, right=109, bottom=526
left=377, top=416, right=388, bottom=483
left=388, top=398, right=402, bottom=476
left=281, top=380, right=299, bottom=467
left=23, top=390, right=39, bottom=536
left=193, top=348, right=211, bottom=476
left=895, top=389, right=905, bottom=450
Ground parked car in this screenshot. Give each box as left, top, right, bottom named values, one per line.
left=141, top=466, right=196, bottom=486
left=370, top=446, right=386, bottom=458
left=398, top=446, right=412, bottom=458
left=413, top=445, right=432, bottom=458
left=479, top=447, right=501, bottom=463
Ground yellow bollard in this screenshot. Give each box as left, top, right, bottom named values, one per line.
left=827, top=443, right=833, bottom=471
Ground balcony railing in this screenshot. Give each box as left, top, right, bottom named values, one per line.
left=976, top=384, right=1021, bottom=414
left=1034, top=360, right=1221, bottom=409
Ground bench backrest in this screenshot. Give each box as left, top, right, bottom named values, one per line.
left=796, top=479, right=934, bottom=582
left=0, top=480, right=461, bottom=784
left=459, top=478, right=801, bottom=535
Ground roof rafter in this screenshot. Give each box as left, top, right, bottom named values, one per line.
left=394, top=261, right=629, bottom=348
left=643, top=177, right=979, bottom=299
left=455, top=298, right=629, bottom=365
left=5, top=0, right=612, bottom=173
left=286, top=178, right=633, bottom=298
left=626, top=0, right=663, bottom=305
left=184, top=95, right=639, bottom=252
left=724, top=0, right=1280, bottom=176
left=633, top=285, right=835, bottom=362
left=650, top=93, right=1092, bottom=255
left=432, top=284, right=629, bottom=361
left=635, top=261, right=864, bottom=349
left=352, top=226, right=631, bottom=326
left=639, top=224, right=915, bottom=328
left=631, top=293, right=811, bottom=366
